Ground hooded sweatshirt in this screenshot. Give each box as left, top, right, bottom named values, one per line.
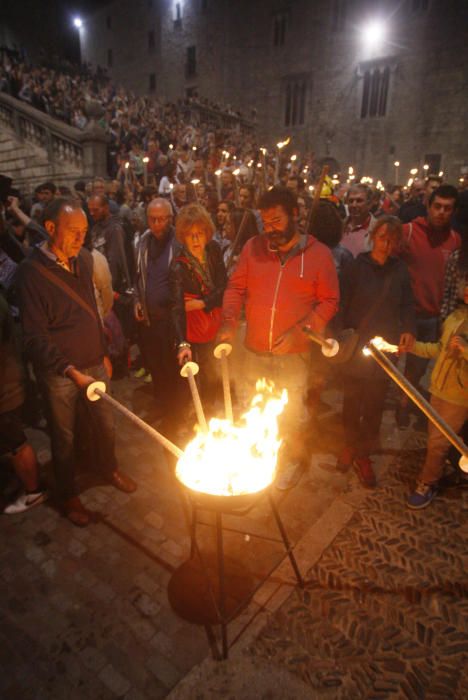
left=400, top=217, right=460, bottom=317
left=222, top=234, right=339, bottom=354
left=411, top=306, right=468, bottom=407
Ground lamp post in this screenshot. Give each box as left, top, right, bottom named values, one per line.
left=72, top=17, right=83, bottom=63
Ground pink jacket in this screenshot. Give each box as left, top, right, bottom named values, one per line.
left=222, top=234, right=339, bottom=354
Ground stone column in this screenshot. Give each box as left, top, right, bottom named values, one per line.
left=80, top=100, right=109, bottom=177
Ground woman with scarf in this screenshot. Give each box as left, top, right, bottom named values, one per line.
left=169, top=204, right=227, bottom=412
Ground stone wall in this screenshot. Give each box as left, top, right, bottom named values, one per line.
left=80, top=0, right=468, bottom=184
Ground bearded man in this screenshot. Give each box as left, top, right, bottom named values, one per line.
left=219, top=187, right=339, bottom=489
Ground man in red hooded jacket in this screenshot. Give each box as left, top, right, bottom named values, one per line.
left=397, top=184, right=460, bottom=426
left=219, top=187, right=339, bottom=489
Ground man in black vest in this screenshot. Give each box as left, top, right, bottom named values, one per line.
left=17, top=198, right=136, bottom=527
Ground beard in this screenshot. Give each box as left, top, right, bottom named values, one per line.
left=266, top=217, right=296, bottom=251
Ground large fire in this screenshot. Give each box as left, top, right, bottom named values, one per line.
left=176, top=379, right=288, bottom=497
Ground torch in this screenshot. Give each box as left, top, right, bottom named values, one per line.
left=275, top=138, right=290, bottom=184
left=232, top=168, right=240, bottom=206
left=143, top=156, right=149, bottom=186
left=190, top=178, right=200, bottom=203
left=363, top=338, right=468, bottom=472
left=180, top=361, right=209, bottom=433
left=215, top=169, right=222, bottom=200
left=260, top=147, right=267, bottom=191
left=304, top=165, right=329, bottom=235
left=86, top=382, right=183, bottom=459
left=302, top=326, right=339, bottom=357
left=213, top=343, right=233, bottom=422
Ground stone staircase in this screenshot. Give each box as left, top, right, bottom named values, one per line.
left=0, top=129, right=83, bottom=193
left=0, top=92, right=108, bottom=194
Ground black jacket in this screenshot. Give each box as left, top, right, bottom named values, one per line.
left=340, top=252, right=416, bottom=344
left=169, top=240, right=227, bottom=345
left=16, top=246, right=105, bottom=375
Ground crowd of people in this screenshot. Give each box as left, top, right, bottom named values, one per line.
left=0, top=55, right=467, bottom=528
left=0, top=50, right=257, bottom=180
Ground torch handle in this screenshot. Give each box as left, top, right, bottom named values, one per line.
left=368, top=345, right=468, bottom=459
left=185, top=368, right=209, bottom=433
left=220, top=352, right=234, bottom=423
left=93, top=388, right=184, bottom=459
left=302, top=326, right=334, bottom=351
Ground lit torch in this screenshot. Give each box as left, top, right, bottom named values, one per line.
left=363, top=337, right=468, bottom=471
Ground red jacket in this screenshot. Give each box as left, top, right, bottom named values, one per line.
left=401, top=217, right=460, bottom=317
left=222, top=234, right=339, bottom=354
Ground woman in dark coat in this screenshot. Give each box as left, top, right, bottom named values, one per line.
left=337, top=216, right=416, bottom=487
left=169, top=203, right=227, bottom=412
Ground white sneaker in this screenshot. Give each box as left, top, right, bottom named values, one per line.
left=275, top=462, right=304, bottom=491
left=3, top=490, right=47, bottom=515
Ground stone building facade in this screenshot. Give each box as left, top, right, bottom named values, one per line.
left=79, top=0, right=468, bottom=183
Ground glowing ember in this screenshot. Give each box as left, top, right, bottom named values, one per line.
left=364, top=336, right=399, bottom=355
left=176, top=380, right=288, bottom=497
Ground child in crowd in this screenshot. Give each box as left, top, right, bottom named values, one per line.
left=405, top=281, right=468, bottom=509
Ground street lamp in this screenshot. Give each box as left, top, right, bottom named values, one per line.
left=394, top=161, right=400, bottom=184
left=361, top=19, right=386, bottom=51
left=73, top=17, right=83, bottom=29
left=410, top=168, right=418, bottom=176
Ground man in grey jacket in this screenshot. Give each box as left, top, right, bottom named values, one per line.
left=134, top=198, right=182, bottom=433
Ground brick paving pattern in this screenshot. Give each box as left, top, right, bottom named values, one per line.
left=247, top=429, right=468, bottom=699
left=0, top=378, right=349, bottom=698
left=2, top=373, right=467, bottom=699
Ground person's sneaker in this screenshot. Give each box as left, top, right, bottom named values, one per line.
left=407, top=481, right=437, bottom=509
left=336, top=446, right=355, bottom=473
left=353, top=456, right=376, bottom=488
left=3, top=490, right=47, bottom=515
left=275, top=461, right=305, bottom=491
left=144, top=372, right=152, bottom=384
left=133, top=367, right=147, bottom=379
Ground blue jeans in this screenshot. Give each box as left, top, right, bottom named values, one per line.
left=41, top=363, right=117, bottom=502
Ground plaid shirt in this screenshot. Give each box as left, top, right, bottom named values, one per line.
left=440, top=250, right=465, bottom=321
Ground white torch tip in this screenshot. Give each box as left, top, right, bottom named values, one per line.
left=86, top=380, right=106, bottom=402
left=213, top=342, right=233, bottom=359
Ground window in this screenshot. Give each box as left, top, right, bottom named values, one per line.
left=148, top=30, right=155, bottom=52
left=360, top=65, right=390, bottom=118
left=284, top=78, right=307, bottom=127
left=412, top=0, right=429, bottom=11
left=186, top=46, right=197, bottom=78
left=174, top=2, right=182, bottom=28
left=107, top=49, right=113, bottom=68
left=149, top=73, right=156, bottom=92
left=331, top=0, right=347, bottom=32
left=273, top=12, right=288, bottom=47
left=106, top=15, right=112, bottom=30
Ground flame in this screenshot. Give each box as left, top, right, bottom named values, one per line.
left=367, top=336, right=399, bottom=354
left=176, top=380, right=288, bottom=497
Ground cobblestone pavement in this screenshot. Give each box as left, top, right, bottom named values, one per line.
left=0, top=376, right=361, bottom=699
left=2, top=372, right=467, bottom=699
left=170, top=425, right=468, bottom=699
